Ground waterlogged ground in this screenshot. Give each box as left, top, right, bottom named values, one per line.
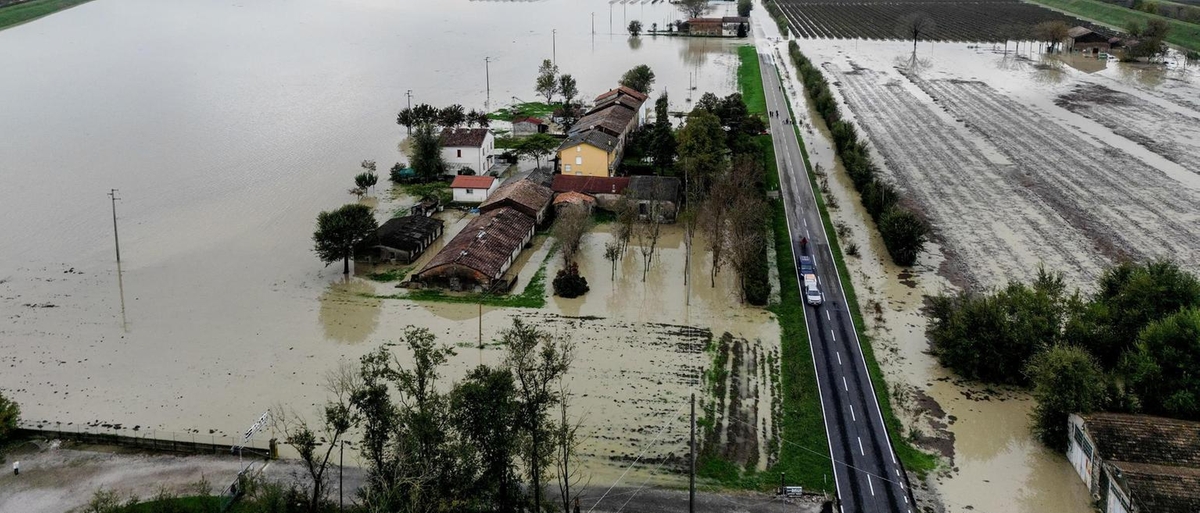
left=0, top=0, right=773, bottom=493
left=773, top=36, right=1200, bottom=513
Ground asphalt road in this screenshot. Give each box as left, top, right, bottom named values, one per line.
left=756, top=49, right=915, bottom=513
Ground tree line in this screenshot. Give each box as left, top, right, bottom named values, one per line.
left=787, top=41, right=929, bottom=267
left=929, top=260, right=1200, bottom=450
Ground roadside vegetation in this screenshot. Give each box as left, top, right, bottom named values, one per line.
left=1030, top=0, right=1200, bottom=52
left=0, top=0, right=92, bottom=31
left=929, top=260, right=1200, bottom=450
left=787, top=41, right=929, bottom=267
left=0, top=390, right=19, bottom=457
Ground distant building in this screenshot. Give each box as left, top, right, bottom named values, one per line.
left=409, top=196, right=441, bottom=217
left=628, top=176, right=680, bottom=223
left=552, top=191, right=597, bottom=214
left=551, top=175, right=630, bottom=210
left=440, top=128, right=495, bottom=174
left=1067, top=412, right=1200, bottom=513
left=1067, top=26, right=1111, bottom=54
left=367, top=215, right=444, bottom=264
left=558, top=130, right=620, bottom=177
left=450, top=175, right=499, bottom=203
left=414, top=207, right=536, bottom=292
left=687, top=16, right=750, bottom=37
left=557, top=86, right=649, bottom=177
left=480, top=179, right=555, bottom=224
left=512, top=117, right=548, bottom=136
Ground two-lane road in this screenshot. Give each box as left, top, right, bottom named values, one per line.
left=757, top=49, right=914, bottom=513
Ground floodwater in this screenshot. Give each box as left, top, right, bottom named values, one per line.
left=772, top=35, right=1200, bottom=513
left=0, top=0, right=762, bottom=489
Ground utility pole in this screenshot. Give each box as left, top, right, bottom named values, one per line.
left=484, top=57, right=492, bottom=107
left=108, top=189, right=121, bottom=263
left=552, top=29, right=557, bottom=66
left=689, top=392, right=696, bottom=513
left=405, top=89, right=414, bottom=134
left=592, top=12, right=595, bottom=35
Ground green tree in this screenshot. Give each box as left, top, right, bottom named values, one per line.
left=410, top=123, right=446, bottom=181
left=649, top=93, right=677, bottom=171
left=619, top=65, right=656, bottom=95
left=628, top=20, right=643, bottom=37
left=1123, top=307, right=1200, bottom=420
left=737, top=0, right=752, bottom=17
left=0, top=391, right=18, bottom=445
left=355, top=160, right=379, bottom=195
left=535, top=59, right=560, bottom=104
left=1026, top=345, right=1108, bottom=450
left=312, top=204, right=378, bottom=275
left=276, top=364, right=357, bottom=513
left=677, top=0, right=709, bottom=18
left=502, top=319, right=574, bottom=513
left=515, top=133, right=560, bottom=170
left=676, top=109, right=726, bottom=191
left=440, top=104, right=467, bottom=128
left=451, top=366, right=521, bottom=512
left=559, top=74, right=578, bottom=107
left=877, top=207, right=927, bottom=267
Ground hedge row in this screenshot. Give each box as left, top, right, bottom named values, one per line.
left=787, top=41, right=928, bottom=266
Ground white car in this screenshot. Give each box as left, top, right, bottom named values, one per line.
left=805, top=282, right=824, bottom=306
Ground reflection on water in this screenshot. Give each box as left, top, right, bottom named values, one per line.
left=627, top=35, right=642, bottom=51
left=318, top=278, right=381, bottom=344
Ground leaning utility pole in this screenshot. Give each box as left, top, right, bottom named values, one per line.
left=108, top=189, right=121, bottom=263
left=690, top=392, right=696, bottom=513
left=405, top=89, right=414, bottom=134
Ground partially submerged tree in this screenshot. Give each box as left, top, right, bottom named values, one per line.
left=553, top=204, right=592, bottom=266
left=737, top=0, right=752, bottom=17
left=1026, top=345, right=1108, bottom=450
left=619, top=64, right=656, bottom=95
left=604, top=242, right=621, bottom=281
left=1033, top=20, right=1071, bottom=52
left=535, top=59, right=561, bottom=104
left=677, top=0, right=710, bottom=19
left=896, top=12, right=936, bottom=55
left=628, top=20, right=643, bottom=37
left=410, top=123, right=446, bottom=181
left=313, top=203, right=378, bottom=275
left=275, top=363, right=358, bottom=513
left=0, top=391, right=18, bottom=445
left=355, top=160, right=379, bottom=196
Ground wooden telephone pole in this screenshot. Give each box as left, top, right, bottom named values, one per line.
left=690, top=392, right=696, bottom=513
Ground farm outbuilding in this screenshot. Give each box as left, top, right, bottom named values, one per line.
left=628, top=176, right=680, bottom=223
left=367, top=215, right=445, bottom=264
left=512, top=117, right=548, bottom=136
left=1067, top=26, right=1111, bottom=54
left=1066, top=412, right=1200, bottom=513
left=479, top=178, right=555, bottom=224
left=551, top=175, right=629, bottom=210
left=450, top=175, right=499, bottom=203
left=552, top=191, right=596, bottom=214
left=414, top=207, right=536, bottom=292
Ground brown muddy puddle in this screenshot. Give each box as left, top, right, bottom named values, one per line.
left=758, top=36, right=1197, bottom=512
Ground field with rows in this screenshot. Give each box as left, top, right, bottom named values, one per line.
left=777, top=0, right=1101, bottom=41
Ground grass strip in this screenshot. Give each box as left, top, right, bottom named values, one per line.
left=736, top=45, right=769, bottom=117
left=1028, top=0, right=1200, bottom=52
left=488, top=101, right=559, bottom=122
left=365, top=267, right=411, bottom=282
left=777, top=67, right=938, bottom=478
left=0, top=0, right=92, bottom=31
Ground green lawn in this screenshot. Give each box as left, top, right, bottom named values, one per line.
left=1028, top=0, right=1200, bottom=52
left=736, top=45, right=768, bottom=117
left=776, top=69, right=939, bottom=478
left=0, top=0, right=93, bottom=31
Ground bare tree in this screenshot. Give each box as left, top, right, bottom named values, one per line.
left=553, top=205, right=592, bottom=266
left=503, top=319, right=575, bottom=513
left=677, top=0, right=710, bottom=19
left=604, top=242, right=621, bottom=281
left=700, top=177, right=734, bottom=287
left=614, top=194, right=637, bottom=256
left=1032, top=20, right=1071, bottom=52
left=631, top=185, right=666, bottom=282
left=555, top=382, right=590, bottom=513
left=726, top=194, right=768, bottom=303
left=896, top=12, right=936, bottom=56
left=275, top=363, right=360, bottom=513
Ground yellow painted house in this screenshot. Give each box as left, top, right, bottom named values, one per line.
left=558, top=130, right=619, bottom=177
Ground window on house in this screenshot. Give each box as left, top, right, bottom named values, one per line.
left=564, top=164, right=572, bottom=172
left=638, top=203, right=648, bottom=216
left=466, top=189, right=473, bottom=194
left=575, top=156, right=582, bottom=165
left=576, top=146, right=581, bottom=152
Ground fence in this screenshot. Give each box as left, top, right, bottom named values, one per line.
left=16, top=421, right=275, bottom=458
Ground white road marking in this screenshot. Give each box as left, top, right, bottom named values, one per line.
left=858, top=437, right=865, bottom=455
left=836, top=352, right=842, bottom=365
left=826, top=311, right=831, bottom=320
left=895, top=468, right=900, bottom=476
left=850, top=404, right=856, bottom=421
left=891, top=451, right=897, bottom=465
left=867, top=475, right=875, bottom=496
left=905, top=496, right=909, bottom=504
left=803, top=218, right=808, bottom=227
left=842, top=376, right=848, bottom=391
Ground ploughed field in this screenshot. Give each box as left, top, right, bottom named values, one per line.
left=777, top=0, right=1101, bottom=41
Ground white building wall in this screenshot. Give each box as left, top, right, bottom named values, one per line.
left=1067, top=414, right=1096, bottom=489
left=451, top=181, right=498, bottom=203
left=1106, top=483, right=1132, bottom=513
left=441, top=132, right=496, bottom=174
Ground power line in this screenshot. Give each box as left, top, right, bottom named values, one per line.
left=586, top=401, right=688, bottom=513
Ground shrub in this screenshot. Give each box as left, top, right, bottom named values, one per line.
left=0, top=391, right=18, bottom=445
left=1026, top=345, right=1107, bottom=451
left=861, top=179, right=899, bottom=219
left=878, top=207, right=927, bottom=266
left=742, top=239, right=770, bottom=306
left=552, top=263, right=590, bottom=298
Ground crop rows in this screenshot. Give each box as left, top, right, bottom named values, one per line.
left=1056, top=83, right=1200, bottom=176
left=828, top=66, right=1107, bottom=287
left=778, top=0, right=1098, bottom=41
left=913, top=77, right=1200, bottom=275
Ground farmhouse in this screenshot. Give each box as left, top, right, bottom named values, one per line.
left=512, top=117, right=548, bottom=136
left=1066, top=412, right=1200, bottom=513
left=558, top=86, right=648, bottom=177
left=480, top=178, right=555, bottom=224
left=629, top=175, right=681, bottom=223
left=557, top=130, right=620, bottom=177
left=414, top=207, right=536, bottom=292
left=1067, top=26, right=1111, bottom=54
left=551, top=175, right=630, bottom=209
left=450, top=175, right=499, bottom=203
left=440, top=128, right=495, bottom=174
left=686, top=16, right=750, bottom=37
left=367, top=215, right=444, bottom=264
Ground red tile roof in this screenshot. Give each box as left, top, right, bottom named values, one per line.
left=1082, top=413, right=1200, bottom=468
left=450, top=175, right=496, bottom=189
left=439, top=128, right=490, bottom=148
left=416, top=207, right=535, bottom=280
left=553, top=191, right=597, bottom=205
left=480, top=179, right=554, bottom=218
left=551, top=175, right=630, bottom=195
left=1110, top=461, right=1200, bottom=513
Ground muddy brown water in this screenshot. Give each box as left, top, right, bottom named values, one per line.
left=0, top=0, right=771, bottom=491
left=773, top=36, right=1199, bottom=513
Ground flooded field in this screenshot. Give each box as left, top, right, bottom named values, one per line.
left=0, top=0, right=762, bottom=489
left=774, top=36, right=1200, bottom=513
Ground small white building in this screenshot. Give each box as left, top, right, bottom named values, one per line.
left=450, top=175, right=499, bottom=203
left=440, top=128, right=495, bottom=175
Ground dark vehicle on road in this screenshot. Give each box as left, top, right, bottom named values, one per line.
left=798, top=255, right=814, bottom=275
